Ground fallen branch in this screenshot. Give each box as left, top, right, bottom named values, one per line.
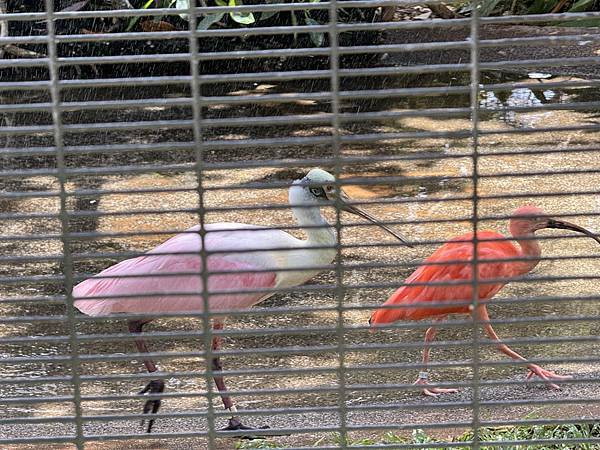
left=381, top=3, right=461, bottom=21
left=426, top=3, right=461, bottom=19
left=3, top=43, right=45, bottom=58
left=550, top=0, right=571, bottom=13
left=0, top=0, right=46, bottom=59
left=381, top=6, right=396, bottom=21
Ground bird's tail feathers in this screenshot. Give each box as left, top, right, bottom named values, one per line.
left=369, top=287, right=415, bottom=327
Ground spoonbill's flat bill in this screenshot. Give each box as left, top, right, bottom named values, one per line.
left=74, top=168, right=412, bottom=432
left=370, top=205, right=600, bottom=396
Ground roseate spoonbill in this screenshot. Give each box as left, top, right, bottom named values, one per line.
left=369, top=205, right=600, bottom=397
left=73, top=168, right=412, bottom=432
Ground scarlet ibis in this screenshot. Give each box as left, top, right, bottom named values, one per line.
left=73, top=168, right=412, bottom=432
left=369, top=205, right=599, bottom=397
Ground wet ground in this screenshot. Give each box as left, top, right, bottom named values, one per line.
left=1, top=23, right=600, bottom=450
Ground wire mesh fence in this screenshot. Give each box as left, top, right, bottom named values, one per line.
left=1, top=0, right=600, bottom=448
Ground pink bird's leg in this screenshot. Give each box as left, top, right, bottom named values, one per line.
left=414, top=316, right=459, bottom=397
left=211, top=320, right=269, bottom=432
left=474, top=306, right=572, bottom=390
left=128, top=319, right=165, bottom=433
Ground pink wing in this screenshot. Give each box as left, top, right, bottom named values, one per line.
left=73, top=226, right=276, bottom=316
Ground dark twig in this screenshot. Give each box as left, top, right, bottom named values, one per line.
left=510, top=0, right=519, bottom=14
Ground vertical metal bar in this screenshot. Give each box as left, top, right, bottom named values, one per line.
left=328, top=0, right=348, bottom=448
left=469, top=1, right=482, bottom=448
left=43, top=1, right=85, bottom=448
left=187, top=3, right=218, bottom=447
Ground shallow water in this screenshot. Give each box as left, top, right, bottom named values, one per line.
left=1, top=71, right=599, bottom=446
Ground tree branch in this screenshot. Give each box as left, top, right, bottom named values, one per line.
left=0, top=0, right=8, bottom=58
left=426, top=3, right=460, bottom=19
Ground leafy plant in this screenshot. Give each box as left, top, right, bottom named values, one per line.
left=567, top=0, right=597, bottom=11
left=332, top=423, right=600, bottom=449
left=527, top=0, right=559, bottom=13
left=126, top=0, right=329, bottom=45
left=126, top=0, right=176, bottom=31
left=457, top=422, right=600, bottom=449
left=474, top=0, right=600, bottom=17
left=478, top=0, right=503, bottom=16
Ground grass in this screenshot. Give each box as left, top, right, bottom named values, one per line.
left=235, top=423, right=600, bottom=449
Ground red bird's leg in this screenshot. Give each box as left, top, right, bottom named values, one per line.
left=474, top=306, right=572, bottom=389
left=128, top=320, right=165, bottom=433
left=211, top=320, right=269, bottom=432
left=414, top=317, right=458, bottom=397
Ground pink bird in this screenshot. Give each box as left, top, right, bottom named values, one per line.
left=370, top=205, right=600, bottom=397
left=73, top=168, right=411, bottom=432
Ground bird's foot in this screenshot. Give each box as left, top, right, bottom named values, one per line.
left=220, top=417, right=271, bottom=439
left=139, top=379, right=165, bottom=433
left=414, top=373, right=458, bottom=397
left=526, top=365, right=572, bottom=390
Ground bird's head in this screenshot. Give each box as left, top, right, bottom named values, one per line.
left=290, top=168, right=413, bottom=247
left=509, top=204, right=600, bottom=244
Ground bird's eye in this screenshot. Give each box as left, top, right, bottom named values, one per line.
left=310, top=187, right=325, bottom=198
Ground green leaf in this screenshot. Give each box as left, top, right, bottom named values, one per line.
left=477, top=0, right=502, bottom=16
left=557, top=17, right=600, bottom=26
left=258, top=10, right=278, bottom=21
left=228, top=0, right=255, bottom=25
left=527, top=0, right=559, bottom=14
left=567, top=0, right=596, bottom=12
left=197, top=12, right=225, bottom=30
left=304, top=15, right=324, bottom=47
left=60, top=1, right=90, bottom=12
left=126, top=0, right=155, bottom=31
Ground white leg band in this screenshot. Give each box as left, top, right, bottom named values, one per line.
left=418, top=371, right=429, bottom=381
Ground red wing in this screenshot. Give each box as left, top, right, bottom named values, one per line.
left=371, top=231, right=520, bottom=323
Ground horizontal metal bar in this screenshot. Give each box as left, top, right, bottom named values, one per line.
left=0, top=104, right=473, bottom=127
left=2, top=247, right=599, bottom=280
left=1, top=376, right=595, bottom=410
left=1, top=1, right=416, bottom=22
left=4, top=307, right=600, bottom=346
left=0, top=143, right=597, bottom=180
left=2, top=335, right=597, bottom=365
left=3, top=394, right=598, bottom=427
left=1, top=7, right=598, bottom=27
left=5, top=31, right=596, bottom=60
left=0, top=327, right=594, bottom=354
left=2, top=123, right=599, bottom=156
left=7, top=97, right=599, bottom=124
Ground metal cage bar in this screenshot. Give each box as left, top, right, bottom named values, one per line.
left=1, top=0, right=600, bottom=448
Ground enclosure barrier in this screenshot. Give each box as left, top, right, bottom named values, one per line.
left=1, top=0, right=599, bottom=448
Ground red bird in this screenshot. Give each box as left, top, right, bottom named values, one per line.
left=370, top=205, right=600, bottom=397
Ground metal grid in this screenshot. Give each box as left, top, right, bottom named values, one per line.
left=1, top=0, right=600, bottom=448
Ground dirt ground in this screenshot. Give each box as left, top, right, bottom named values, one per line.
left=1, top=19, right=600, bottom=450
